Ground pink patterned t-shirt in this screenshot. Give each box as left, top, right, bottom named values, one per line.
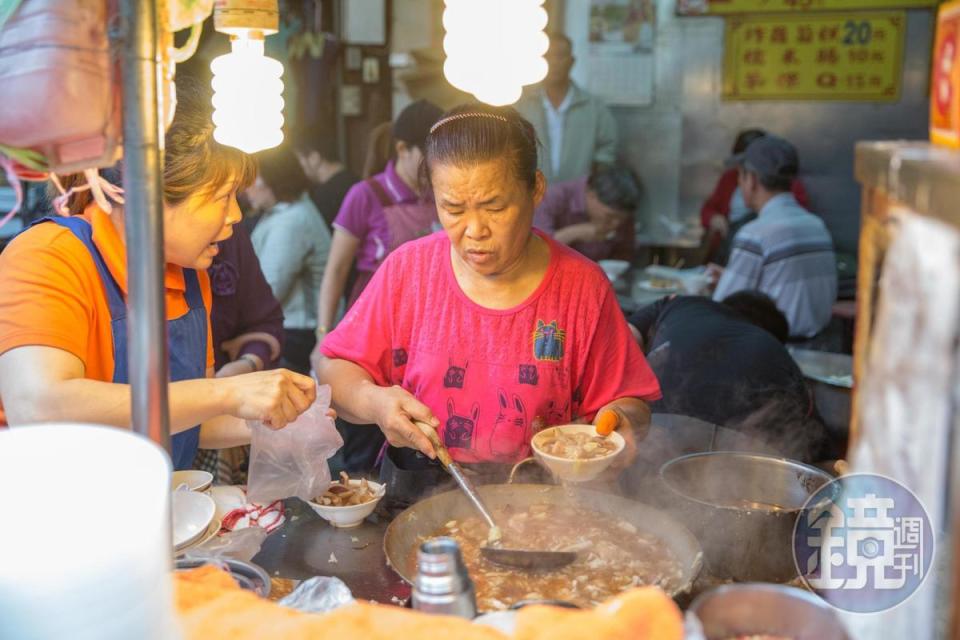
left=321, top=230, right=661, bottom=464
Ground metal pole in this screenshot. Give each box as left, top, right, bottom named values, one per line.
left=119, top=0, right=170, bottom=452
left=333, top=0, right=348, bottom=167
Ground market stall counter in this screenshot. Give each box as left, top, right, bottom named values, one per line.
left=254, top=498, right=411, bottom=605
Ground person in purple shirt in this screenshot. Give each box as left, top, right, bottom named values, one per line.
left=208, top=223, right=284, bottom=375
left=195, top=223, right=285, bottom=483
left=315, top=99, right=443, bottom=339
left=533, top=165, right=640, bottom=262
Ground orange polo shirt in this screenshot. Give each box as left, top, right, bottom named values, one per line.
left=0, top=205, right=214, bottom=424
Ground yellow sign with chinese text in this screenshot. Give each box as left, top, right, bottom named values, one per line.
left=678, top=0, right=933, bottom=16
left=723, top=12, right=905, bottom=101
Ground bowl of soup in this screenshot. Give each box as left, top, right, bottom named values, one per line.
left=531, top=424, right=625, bottom=483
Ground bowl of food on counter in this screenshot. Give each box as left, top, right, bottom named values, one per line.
left=306, top=472, right=385, bottom=528
left=531, top=424, right=625, bottom=483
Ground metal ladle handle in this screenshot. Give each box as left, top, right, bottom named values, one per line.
left=413, top=420, right=501, bottom=540
left=447, top=463, right=499, bottom=534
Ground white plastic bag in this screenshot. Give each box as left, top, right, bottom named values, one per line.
left=279, top=576, right=354, bottom=614
left=247, top=384, right=343, bottom=504
left=185, top=527, right=268, bottom=563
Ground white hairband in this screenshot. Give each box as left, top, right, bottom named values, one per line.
left=430, top=112, right=509, bottom=134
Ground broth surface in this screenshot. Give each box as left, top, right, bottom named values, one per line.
left=411, top=503, right=684, bottom=610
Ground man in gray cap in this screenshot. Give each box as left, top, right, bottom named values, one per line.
left=712, top=136, right=837, bottom=339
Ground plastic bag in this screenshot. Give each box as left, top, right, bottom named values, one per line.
left=185, top=527, right=268, bottom=563
left=247, top=384, right=343, bottom=504
left=278, top=576, right=354, bottom=614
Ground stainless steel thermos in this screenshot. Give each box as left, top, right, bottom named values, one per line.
left=412, top=537, right=477, bottom=619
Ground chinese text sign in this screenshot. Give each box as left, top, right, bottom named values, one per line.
left=723, top=12, right=905, bottom=101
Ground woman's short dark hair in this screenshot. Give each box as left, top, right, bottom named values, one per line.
left=254, top=144, right=311, bottom=203
left=722, top=290, right=790, bottom=343
left=588, top=166, right=642, bottom=213
left=290, top=123, right=340, bottom=163
left=422, top=103, right=540, bottom=192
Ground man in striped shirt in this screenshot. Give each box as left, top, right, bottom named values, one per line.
left=712, top=136, right=837, bottom=338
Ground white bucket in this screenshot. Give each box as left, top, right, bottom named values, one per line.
left=0, top=424, right=179, bottom=640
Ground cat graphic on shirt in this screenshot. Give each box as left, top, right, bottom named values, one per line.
left=533, top=320, right=565, bottom=361
left=443, top=358, right=468, bottom=389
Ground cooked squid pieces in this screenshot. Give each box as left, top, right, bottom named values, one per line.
left=414, top=503, right=684, bottom=611
left=315, top=472, right=378, bottom=507
left=535, top=428, right=618, bottom=460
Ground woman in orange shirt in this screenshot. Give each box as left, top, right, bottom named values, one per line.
left=0, top=81, right=316, bottom=469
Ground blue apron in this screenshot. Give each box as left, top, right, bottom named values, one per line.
left=32, top=216, right=206, bottom=469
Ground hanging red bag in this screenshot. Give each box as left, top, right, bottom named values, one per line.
left=0, top=0, right=121, bottom=174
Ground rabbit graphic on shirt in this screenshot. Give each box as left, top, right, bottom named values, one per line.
left=489, top=389, right=528, bottom=460
left=444, top=398, right=479, bottom=450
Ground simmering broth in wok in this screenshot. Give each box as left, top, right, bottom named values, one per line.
left=411, top=503, right=683, bottom=611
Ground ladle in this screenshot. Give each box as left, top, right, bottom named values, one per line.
left=413, top=420, right=576, bottom=570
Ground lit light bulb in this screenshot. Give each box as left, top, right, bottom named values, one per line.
left=210, top=36, right=284, bottom=153
left=443, top=0, right=548, bottom=106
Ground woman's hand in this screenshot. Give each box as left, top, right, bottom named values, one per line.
left=368, top=384, right=440, bottom=459
left=220, top=368, right=317, bottom=429
left=593, top=398, right=652, bottom=469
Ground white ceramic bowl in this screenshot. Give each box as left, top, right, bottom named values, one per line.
left=171, top=470, right=213, bottom=493
left=305, top=479, right=385, bottom=528
left=172, top=490, right=216, bottom=550
left=531, top=424, right=625, bottom=483
left=599, top=259, right=631, bottom=282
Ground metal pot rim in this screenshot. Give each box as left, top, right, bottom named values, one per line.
left=689, top=581, right=831, bottom=612
left=658, top=451, right=835, bottom=513
left=688, top=582, right=851, bottom=639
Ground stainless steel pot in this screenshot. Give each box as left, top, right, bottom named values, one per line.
left=658, top=452, right=834, bottom=582
left=688, top=583, right=850, bottom=640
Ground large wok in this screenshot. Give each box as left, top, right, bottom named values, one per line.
left=383, top=483, right=703, bottom=602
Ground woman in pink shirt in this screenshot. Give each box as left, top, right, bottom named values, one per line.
left=314, top=104, right=660, bottom=494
